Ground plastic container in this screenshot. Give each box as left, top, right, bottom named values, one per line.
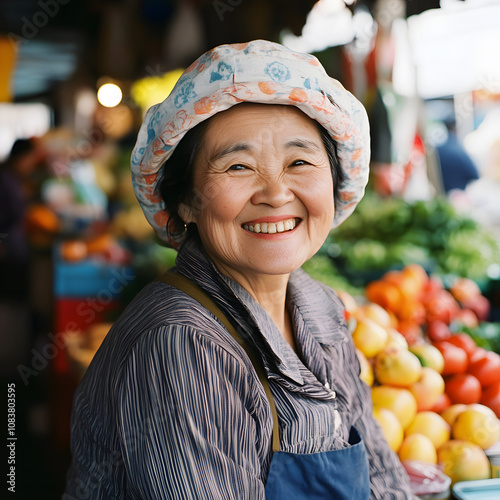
left=452, top=478, right=500, bottom=499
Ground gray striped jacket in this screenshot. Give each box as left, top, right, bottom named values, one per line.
left=64, top=238, right=416, bottom=499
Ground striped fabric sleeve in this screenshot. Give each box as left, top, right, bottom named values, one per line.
left=116, top=324, right=268, bottom=499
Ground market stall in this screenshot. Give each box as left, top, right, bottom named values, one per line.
left=1, top=0, right=500, bottom=499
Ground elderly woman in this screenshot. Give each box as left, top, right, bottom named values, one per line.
left=65, top=40, right=416, bottom=499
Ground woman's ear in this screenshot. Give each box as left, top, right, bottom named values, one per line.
left=178, top=202, right=196, bottom=224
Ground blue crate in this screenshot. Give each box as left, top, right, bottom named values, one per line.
left=53, top=248, right=135, bottom=298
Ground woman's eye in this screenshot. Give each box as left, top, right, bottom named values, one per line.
left=228, top=164, right=247, bottom=171
left=291, top=160, right=307, bottom=167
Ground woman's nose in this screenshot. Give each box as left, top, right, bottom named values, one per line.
left=250, top=175, right=295, bottom=207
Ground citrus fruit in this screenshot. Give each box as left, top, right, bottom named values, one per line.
left=355, top=302, right=393, bottom=328
left=374, top=345, right=422, bottom=387
left=402, top=263, right=429, bottom=292
left=406, top=411, right=450, bottom=449
left=356, top=348, right=374, bottom=387
left=385, top=328, right=408, bottom=350
left=365, top=280, right=403, bottom=315
left=452, top=406, right=500, bottom=449
left=409, top=343, right=445, bottom=373
left=437, top=440, right=491, bottom=484
left=398, top=434, right=437, bottom=464
left=409, top=367, right=445, bottom=412
left=372, top=386, right=417, bottom=430
left=440, top=404, right=467, bottom=427
left=373, top=407, right=404, bottom=452
left=352, top=318, right=388, bottom=359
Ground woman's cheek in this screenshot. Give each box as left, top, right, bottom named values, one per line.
left=297, top=172, right=334, bottom=215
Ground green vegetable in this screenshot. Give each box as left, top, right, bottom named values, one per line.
left=327, top=190, right=500, bottom=284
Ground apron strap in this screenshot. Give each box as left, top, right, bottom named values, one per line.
left=157, top=271, right=280, bottom=452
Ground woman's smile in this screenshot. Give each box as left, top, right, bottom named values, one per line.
left=242, top=217, right=300, bottom=234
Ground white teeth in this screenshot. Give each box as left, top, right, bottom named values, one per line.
left=243, top=218, right=297, bottom=234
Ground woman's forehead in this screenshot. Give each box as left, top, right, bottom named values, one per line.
left=202, top=103, right=323, bottom=146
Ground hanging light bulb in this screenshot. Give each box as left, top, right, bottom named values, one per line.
left=97, top=83, right=122, bottom=108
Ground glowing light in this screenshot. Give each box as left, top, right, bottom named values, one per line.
left=97, top=83, right=122, bottom=108
left=131, top=68, right=184, bottom=111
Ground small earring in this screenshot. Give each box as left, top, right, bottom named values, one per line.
left=184, top=223, right=188, bottom=232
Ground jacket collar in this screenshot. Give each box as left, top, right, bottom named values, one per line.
left=174, top=238, right=348, bottom=385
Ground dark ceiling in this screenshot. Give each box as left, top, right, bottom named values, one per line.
left=0, top=0, right=444, bottom=102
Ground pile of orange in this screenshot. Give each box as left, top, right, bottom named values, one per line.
left=339, top=267, right=500, bottom=485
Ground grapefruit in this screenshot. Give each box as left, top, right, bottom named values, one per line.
left=373, top=407, right=404, bottom=452
left=398, top=434, right=437, bottom=464
left=452, top=406, right=500, bottom=449
left=437, top=440, right=491, bottom=484
left=374, top=345, right=422, bottom=387
left=372, top=386, right=417, bottom=430
left=405, top=411, right=450, bottom=449
left=409, top=343, right=445, bottom=374
left=409, top=367, right=445, bottom=412
left=352, top=318, right=388, bottom=359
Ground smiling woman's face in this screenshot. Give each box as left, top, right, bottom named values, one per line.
left=179, top=103, right=335, bottom=283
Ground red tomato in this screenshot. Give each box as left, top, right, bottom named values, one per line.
left=461, top=295, right=491, bottom=322
left=426, top=320, right=451, bottom=343
left=434, top=341, right=468, bottom=375
left=480, top=382, right=500, bottom=418
left=469, top=351, right=500, bottom=387
left=425, top=290, right=460, bottom=324
left=469, top=347, right=487, bottom=364
left=445, top=333, right=477, bottom=359
left=445, top=373, right=482, bottom=404
left=454, top=309, right=479, bottom=329
left=430, top=392, right=451, bottom=414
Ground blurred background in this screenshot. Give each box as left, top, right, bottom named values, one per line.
left=1, top=0, right=500, bottom=498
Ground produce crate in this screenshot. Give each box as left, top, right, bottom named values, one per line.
left=53, top=253, right=135, bottom=298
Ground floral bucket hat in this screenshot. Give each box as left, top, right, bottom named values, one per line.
left=131, top=39, right=370, bottom=248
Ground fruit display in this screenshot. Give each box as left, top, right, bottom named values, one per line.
left=59, top=233, right=131, bottom=265
left=340, top=263, right=500, bottom=487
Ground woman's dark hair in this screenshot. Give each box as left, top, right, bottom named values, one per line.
left=158, top=110, right=346, bottom=240
left=317, top=124, right=346, bottom=202
left=157, top=119, right=210, bottom=237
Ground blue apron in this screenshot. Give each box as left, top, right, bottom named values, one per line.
left=264, top=426, right=370, bottom=500
left=160, top=272, right=371, bottom=500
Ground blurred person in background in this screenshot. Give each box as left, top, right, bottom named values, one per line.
left=436, top=120, right=480, bottom=194
left=0, top=138, right=48, bottom=381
